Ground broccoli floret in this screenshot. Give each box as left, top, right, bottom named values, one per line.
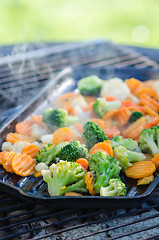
left=36, top=142, right=69, bottom=165
left=41, top=160, right=87, bottom=196
left=59, top=141, right=88, bottom=162
left=129, top=111, right=144, bottom=123
left=100, top=178, right=127, bottom=196
left=113, top=145, right=146, bottom=170
left=82, top=121, right=108, bottom=149
left=139, top=127, right=159, bottom=156
left=78, top=75, right=103, bottom=96
left=43, top=108, right=79, bottom=131
left=89, top=151, right=121, bottom=193
left=93, top=97, right=121, bottom=118
left=111, top=135, right=138, bottom=150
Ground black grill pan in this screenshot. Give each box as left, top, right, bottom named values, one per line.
left=0, top=66, right=159, bottom=208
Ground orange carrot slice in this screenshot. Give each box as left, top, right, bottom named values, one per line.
left=31, top=115, right=43, bottom=125
left=52, top=127, right=75, bottom=145
left=125, top=161, right=156, bottom=179
left=85, top=172, right=96, bottom=195
left=11, top=154, right=36, bottom=177
left=151, top=154, right=159, bottom=170
left=2, top=152, right=18, bottom=173
left=76, top=158, right=89, bottom=170
left=0, top=151, right=6, bottom=165
left=102, top=109, right=119, bottom=120
left=90, top=118, right=105, bottom=129
left=6, top=133, right=34, bottom=144
left=144, top=106, right=158, bottom=117
left=125, top=78, right=143, bottom=95
left=34, top=171, right=42, bottom=178
left=121, top=100, right=135, bottom=107
left=103, top=127, right=120, bottom=139
left=139, top=94, right=159, bottom=112
left=56, top=92, right=79, bottom=104
left=123, top=116, right=146, bottom=139
left=137, top=87, right=158, bottom=100
left=104, top=96, right=117, bottom=101
left=21, top=144, right=40, bottom=158
left=145, top=118, right=159, bottom=129
left=114, top=107, right=131, bottom=126
left=65, top=192, right=83, bottom=196
left=89, top=142, right=113, bottom=157
left=15, top=120, right=33, bottom=135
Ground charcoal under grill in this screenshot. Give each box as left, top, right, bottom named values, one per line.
left=0, top=40, right=159, bottom=240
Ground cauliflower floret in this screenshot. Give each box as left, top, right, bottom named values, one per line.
left=74, top=105, right=91, bottom=124
left=35, top=162, right=49, bottom=171
left=40, top=134, right=53, bottom=144
left=12, top=141, right=29, bottom=154
left=31, top=124, right=48, bottom=141
left=1, top=142, right=13, bottom=151
left=71, top=95, right=87, bottom=109
left=152, top=80, right=159, bottom=99
left=100, top=78, right=130, bottom=101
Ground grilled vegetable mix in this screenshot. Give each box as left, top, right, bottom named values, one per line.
left=1, top=76, right=159, bottom=197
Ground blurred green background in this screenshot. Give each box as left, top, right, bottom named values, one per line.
left=0, top=0, right=158, bottom=47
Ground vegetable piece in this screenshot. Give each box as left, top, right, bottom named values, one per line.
left=76, top=158, right=89, bottom=170
left=151, top=154, right=159, bottom=170
left=34, top=171, right=42, bottom=178
left=11, top=154, right=36, bottom=176
left=103, top=127, right=120, bottom=139
left=114, top=107, right=131, bottom=126
left=100, top=78, right=131, bottom=101
left=137, top=87, right=158, bottom=100
left=85, top=172, right=96, bottom=195
left=41, top=160, right=87, bottom=196
left=89, top=151, right=121, bottom=193
left=30, top=124, right=48, bottom=141
left=59, top=141, right=88, bottom=162
left=145, top=117, right=159, bottom=129
left=140, top=94, right=159, bottom=112
left=144, top=106, right=158, bottom=117
left=90, top=118, right=105, bottom=129
left=125, top=78, right=143, bottom=95
left=113, top=146, right=146, bottom=170
left=129, top=111, right=144, bottom=123
left=6, top=133, right=34, bottom=144
left=100, top=178, right=127, bottom=196
left=93, top=97, right=121, bottom=118
left=56, top=92, right=79, bottom=104
left=65, top=192, right=83, bottom=196
left=78, top=75, right=103, bottom=96
left=82, top=121, right=108, bottom=150
left=111, top=135, right=138, bottom=150
left=43, top=108, right=79, bottom=131
left=0, top=151, right=7, bottom=164
left=21, top=144, right=40, bottom=158
left=2, top=152, right=17, bottom=173
left=137, top=175, right=154, bottom=185
left=123, top=116, right=146, bottom=139
left=139, top=126, right=159, bottom=156
left=52, top=127, right=75, bottom=145
left=15, top=120, right=33, bottom=135
left=102, top=109, right=119, bottom=120
left=36, top=142, right=69, bottom=165
left=89, top=142, right=113, bottom=157
left=104, top=96, right=117, bottom=101
left=31, top=115, right=43, bottom=125
left=125, top=161, right=156, bottom=179
left=74, top=123, right=83, bottom=133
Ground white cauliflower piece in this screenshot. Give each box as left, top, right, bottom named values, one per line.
left=100, top=78, right=130, bottom=101
left=71, top=95, right=87, bottom=109
left=69, top=125, right=82, bottom=138
left=40, top=134, right=53, bottom=144
left=152, top=80, right=159, bottom=99
left=1, top=142, right=13, bottom=151
left=12, top=141, right=29, bottom=154
left=31, top=124, right=48, bottom=141
left=32, top=141, right=42, bottom=149
left=74, top=105, right=91, bottom=124
left=35, top=163, right=49, bottom=171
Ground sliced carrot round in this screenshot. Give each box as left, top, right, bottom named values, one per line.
left=52, top=127, right=75, bottom=145
left=21, top=144, right=40, bottom=158
left=15, top=120, right=33, bottom=136
left=125, top=161, right=156, bottom=179
left=6, top=133, right=34, bottom=144
left=103, top=127, right=120, bottom=139
left=104, top=96, right=117, bottom=101
left=11, top=154, right=36, bottom=177
left=85, top=172, right=96, bottom=195
left=90, top=118, right=105, bottom=129
left=76, top=158, right=89, bottom=170
left=0, top=151, right=7, bottom=165
left=2, top=152, right=18, bottom=173
left=151, top=154, right=159, bottom=170
left=89, top=142, right=113, bottom=157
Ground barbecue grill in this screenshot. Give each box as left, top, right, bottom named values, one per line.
left=0, top=40, right=158, bottom=240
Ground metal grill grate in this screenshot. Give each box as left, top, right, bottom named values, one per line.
left=0, top=190, right=158, bottom=240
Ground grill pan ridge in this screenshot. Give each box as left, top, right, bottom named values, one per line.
left=0, top=66, right=159, bottom=208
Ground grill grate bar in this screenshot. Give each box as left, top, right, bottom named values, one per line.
left=73, top=212, right=159, bottom=240
left=0, top=202, right=30, bottom=213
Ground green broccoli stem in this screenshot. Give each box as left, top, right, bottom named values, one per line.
left=127, top=150, right=146, bottom=162
left=106, top=101, right=121, bottom=112
left=61, top=179, right=87, bottom=195
left=65, top=116, right=79, bottom=126
left=146, top=136, right=159, bottom=156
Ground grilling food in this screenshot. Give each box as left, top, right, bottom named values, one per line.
left=1, top=76, right=159, bottom=197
